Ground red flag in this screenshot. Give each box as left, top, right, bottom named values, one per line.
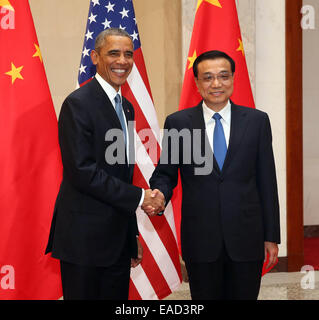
left=173, top=0, right=275, bottom=275
left=179, top=0, right=254, bottom=110
left=0, top=0, right=63, bottom=299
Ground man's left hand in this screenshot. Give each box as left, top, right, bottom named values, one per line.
left=264, top=241, right=279, bottom=269
left=131, top=237, right=143, bottom=268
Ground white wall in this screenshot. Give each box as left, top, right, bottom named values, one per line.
left=303, top=0, right=319, bottom=226
left=256, top=0, right=287, bottom=256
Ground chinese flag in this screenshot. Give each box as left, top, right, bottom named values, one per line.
left=179, top=0, right=254, bottom=110
left=173, top=0, right=275, bottom=275
left=0, top=0, right=62, bottom=299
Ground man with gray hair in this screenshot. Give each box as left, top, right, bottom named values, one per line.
left=45, top=28, right=165, bottom=300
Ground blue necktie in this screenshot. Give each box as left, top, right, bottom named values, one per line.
left=213, top=113, right=227, bottom=170
left=114, top=94, right=127, bottom=147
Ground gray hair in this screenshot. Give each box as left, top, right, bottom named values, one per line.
left=94, top=28, right=133, bottom=52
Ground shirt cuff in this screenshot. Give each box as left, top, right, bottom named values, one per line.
left=138, top=189, right=145, bottom=207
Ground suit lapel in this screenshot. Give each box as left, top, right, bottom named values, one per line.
left=90, top=78, right=123, bottom=131
left=122, top=99, right=133, bottom=122
left=188, top=102, right=205, bottom=129
left=221, top=102, right=249, bottom=175
left=122, top=98, right=135, bottom=179
left=90, top=78, right=132, bottom=170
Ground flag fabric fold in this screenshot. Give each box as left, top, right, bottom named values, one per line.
left=0, top=0, right=63, bottom=299
left=78, top=0, right=182, bottom=300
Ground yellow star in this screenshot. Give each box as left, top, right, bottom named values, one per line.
left=0, top=0, right=14, bottom=11
left=236, top=38, right=245, bottom=56
left=187, top=50, right=197, bottom=70
left=196, top=0, right=222, bottom=11
left=5, top=62, right=24, bottom=84
left=32, top=44, right=43, bottom=63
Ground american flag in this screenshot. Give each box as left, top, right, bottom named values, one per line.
left=78, top=0, right=182, bottom=300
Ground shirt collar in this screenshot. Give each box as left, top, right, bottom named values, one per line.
left=202, top=100, right=231, bottom=125
left=95, top=73, right=122, bottom=106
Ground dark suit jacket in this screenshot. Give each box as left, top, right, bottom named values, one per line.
left=46, top=78, right=142, bottom=267
left=150, top=101, right=280, bottom=263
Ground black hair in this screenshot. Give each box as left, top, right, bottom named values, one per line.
left=193, top=50, right=235, bottom=78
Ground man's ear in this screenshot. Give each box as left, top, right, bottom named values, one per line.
left=194, top=77, right=200, bottom=91
left=90, top=50, right=98, bottom=66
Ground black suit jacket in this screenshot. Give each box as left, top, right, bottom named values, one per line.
left=150, top=101, right=280, bottom=263
left=46, top=78, right=142, bottom=267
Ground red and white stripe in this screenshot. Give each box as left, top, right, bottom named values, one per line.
left=123, top=48, right=182, bottom=300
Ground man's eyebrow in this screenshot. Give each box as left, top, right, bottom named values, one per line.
left=202, top=70, right=230, bottom=75
left=107, top=49, right=133, bottom=55
left=107, top=49, right=120, bottom=54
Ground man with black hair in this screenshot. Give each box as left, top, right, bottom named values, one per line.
left=150, top=50, right=280, bottom=300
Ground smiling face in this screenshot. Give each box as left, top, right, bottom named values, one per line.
left=195, top=58, right=234, bottom=112
left=91, top=35, right=134, bottom=91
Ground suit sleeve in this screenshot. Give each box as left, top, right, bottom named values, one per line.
left=257, top=113, right=281, bottom=243
left=150, top=116, right=179, bottom=204
left=58, top=96, right=142, bottom=214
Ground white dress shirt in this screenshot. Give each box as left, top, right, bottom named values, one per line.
left=95, top=73, right=144, bottom=207
left=202, top=100, right=231, bottom=154
left=95, top=73, right=129, bottom=157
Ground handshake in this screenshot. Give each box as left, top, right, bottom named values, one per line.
left=141, top=189, right=165, bottom=217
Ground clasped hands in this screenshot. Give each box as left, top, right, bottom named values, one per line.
left=141, top=189, right=165, bottom=216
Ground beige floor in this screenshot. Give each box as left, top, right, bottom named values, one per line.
left=164, top=271, right=319, bottom=300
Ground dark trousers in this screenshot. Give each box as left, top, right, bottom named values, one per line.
left=60, top=245, right=131, bottom=300
left=185, top=245, right=263, bottom=300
